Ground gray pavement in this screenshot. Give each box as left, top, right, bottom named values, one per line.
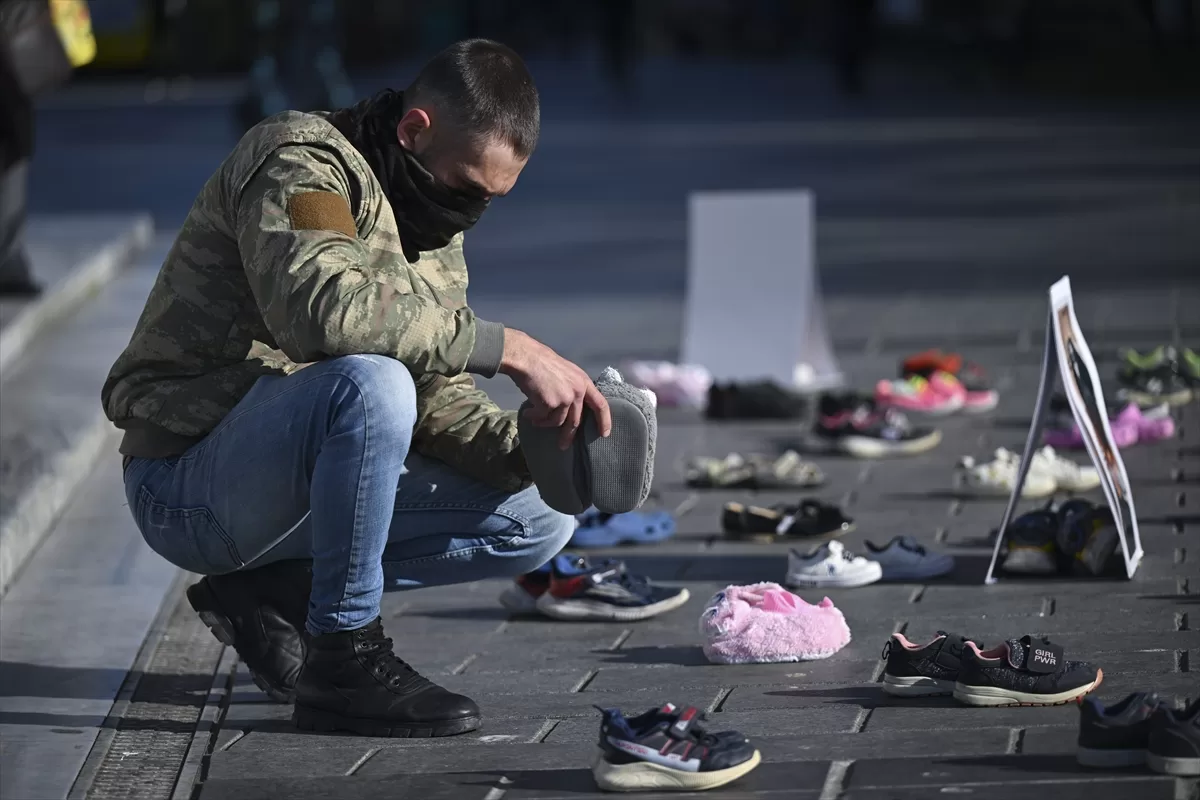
left=2, top=57, right=1198, bottom=799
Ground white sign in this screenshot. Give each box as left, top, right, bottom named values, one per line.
left=681, top=190, right=842, bottom=390
left=985, top=277, right=1143, bottom=583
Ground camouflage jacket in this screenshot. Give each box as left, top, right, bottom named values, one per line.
left=101, top=111, right=528, bottom=491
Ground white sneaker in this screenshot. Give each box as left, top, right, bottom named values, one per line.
left=785, top=540, right=882, bottom=589
left=957, top=449, right=1056, bottom=498
left=863, top=536, right=955, bottom=581
left=1029, top=446, right=1100, bottom=493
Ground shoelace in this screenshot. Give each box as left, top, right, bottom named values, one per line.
left=357, top=628, right=429, bottom=693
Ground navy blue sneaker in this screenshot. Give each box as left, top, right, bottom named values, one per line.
left=1076, top=691, right=1165, bottom=768
left=593, top=704, right=761, bottom=792
left=536, top=555, right=689, bottom=621
left=497, top=561, right=552, bottom=615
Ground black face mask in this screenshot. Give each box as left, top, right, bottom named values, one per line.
left=328, top=91, right=490, bottom=262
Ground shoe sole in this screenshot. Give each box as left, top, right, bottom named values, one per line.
left=1145, top=752, right=1200, bottom=777
left=878, top=561, right=956, bottom=581
left=592, top=749, right=761, bottom=792
left=953, top=669, right=1102, bottom=707
left=962, top=394, right=1000, bottom=414
left=1076, top=746, right=1146, bottom=768
left=293, top=704, right=481, bottom=738
left=186, top=581, right=294, bottom=704
left=785, top=567, right=882, bottom=589
left=536, top=588, right=690, bottom=621
left=839, top=430, right=942, bottom=458
left=497, top=586, right=541, bottom=615
left=882, top=675, right=955, bottom=696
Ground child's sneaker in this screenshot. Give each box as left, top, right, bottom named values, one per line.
left=785, top=540, right=882, bottom=589
left=882, top=631, right=977, bottom=696
left=1076, top=692, right=1165, bottom=768
left=498, top=562, right=552, bottom=614
left=593, top=704, right=761, bottom=792
left=1147, top=698, right=1200, bottom=776
left=954, top=635, right=1103, bottom=707
left=1030, top=446, right=1100, bottom=492
left=536, top=555, right=689, bottom=621
left=999, top=508, right=1060, bottom=575
left=813, top=396, right=942, bottom=458
left=957, top=449, right=1057, bottom=498
left=864, top=536, right=955, bottom=580
left=876, top=375, right=964, bottom=416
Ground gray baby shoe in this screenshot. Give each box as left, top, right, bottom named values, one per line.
left=519, top=367, right=657, bottom=515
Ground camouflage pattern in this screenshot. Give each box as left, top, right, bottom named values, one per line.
left=101, top=111, right=527, bottom=491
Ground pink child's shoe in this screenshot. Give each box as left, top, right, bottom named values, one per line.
left=700, top=582, right=851, bottom=665
left=876, top=375, right=964, bottom=416
left=1042, top=403, right=1171, bottom=450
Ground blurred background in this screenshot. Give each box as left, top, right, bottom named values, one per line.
left=10, top=0, right=1198, bottom=404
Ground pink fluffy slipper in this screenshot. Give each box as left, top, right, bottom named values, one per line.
left=699, top=582, right=851, bottom=665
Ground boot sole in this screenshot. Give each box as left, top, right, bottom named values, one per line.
left=292, top=704, right=482, bottom=738
left=186, top=580, right=295, bottom=704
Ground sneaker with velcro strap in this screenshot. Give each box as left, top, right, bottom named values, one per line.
left=535, top=555, right=689, bottom=622
left=881, top=630, right=978, bottom=697
left=954, top=635, right=1102, bottom=707
left=592, top=703, right=761, bottom=792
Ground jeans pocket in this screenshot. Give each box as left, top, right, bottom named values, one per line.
left=135, top=486, right=245, bottom=575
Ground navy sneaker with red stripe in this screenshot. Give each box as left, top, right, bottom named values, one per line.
left=592, top=703, right=761, bottom=792
left=497, top=561, right=552, bottom=614
left=535, top=555, right=689, bottom=622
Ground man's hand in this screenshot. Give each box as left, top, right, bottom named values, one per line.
left=500, top=329, right=612, bottom=449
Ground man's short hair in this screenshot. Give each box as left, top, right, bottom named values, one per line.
left=406, top=39, right=540, bottom=160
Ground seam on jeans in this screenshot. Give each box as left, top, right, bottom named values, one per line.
left=175, top=368, right=376, bottom=465
left=337, top=366, right=375, bottom=632
left=138, top=485, right=244, bottom=570
left=390, top=502, right=535, bottom=533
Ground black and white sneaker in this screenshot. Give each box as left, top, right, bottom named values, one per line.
left=536, top=555, right=690, bottom=621
left=813, top=395, right=941, bottom=458
left=881, top=631, right=976, bottom=697
left=1076, top=692, right=1165, bottom=768
left=1147, top=698, right=1200, bottom=776
left=593, top=704, right=761, bottom=792
left=954, top=635, right=1102, bottom=707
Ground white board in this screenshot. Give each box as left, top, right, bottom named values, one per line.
left=681, top=190, right=842, bottom=390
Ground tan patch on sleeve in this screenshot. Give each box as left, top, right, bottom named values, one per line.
left=287, top=191, right=357, bottom=237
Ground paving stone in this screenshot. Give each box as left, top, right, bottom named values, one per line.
left=545, top=706, right=864, bottom=743
left=206, top=746, right=368, bottom=780
left=864, top=704, right=1080, bottom=731
left=1019, top=725, right=1083, bottom=755
left=583, top=658, right=882, bottom=692
left=202, top=773, right=499, bottom=800
left=841, top=778, right=1181, bottom=800
left=353, top=742, right=600, bottom=776
left=841, top=754, right=1177, bottom=792
left=501, top=761, right=827, bottom=799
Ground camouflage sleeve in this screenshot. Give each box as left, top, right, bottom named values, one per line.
left=234, top=144, right=477, bottom=375
left=412, top=373, right=532, bottom=493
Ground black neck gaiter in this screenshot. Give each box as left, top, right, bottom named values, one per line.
left=328, top=90, right=490, bottom=262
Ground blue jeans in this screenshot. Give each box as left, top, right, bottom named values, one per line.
left=123, top=355, right=574, bottom=635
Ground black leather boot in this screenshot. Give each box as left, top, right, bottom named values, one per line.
left=186, top=559, right=312, bottom=702
left=293, top=618, right=481, bottom=737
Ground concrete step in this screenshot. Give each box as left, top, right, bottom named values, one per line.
left=0, top=214, right=152, bottom=379
left=0, top=228, right=166, bottom=597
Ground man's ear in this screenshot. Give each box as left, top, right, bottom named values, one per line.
left=396, top=107, right=432, bottom=150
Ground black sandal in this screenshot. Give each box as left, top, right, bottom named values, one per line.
left=721, top=499, right=853, bottom=543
